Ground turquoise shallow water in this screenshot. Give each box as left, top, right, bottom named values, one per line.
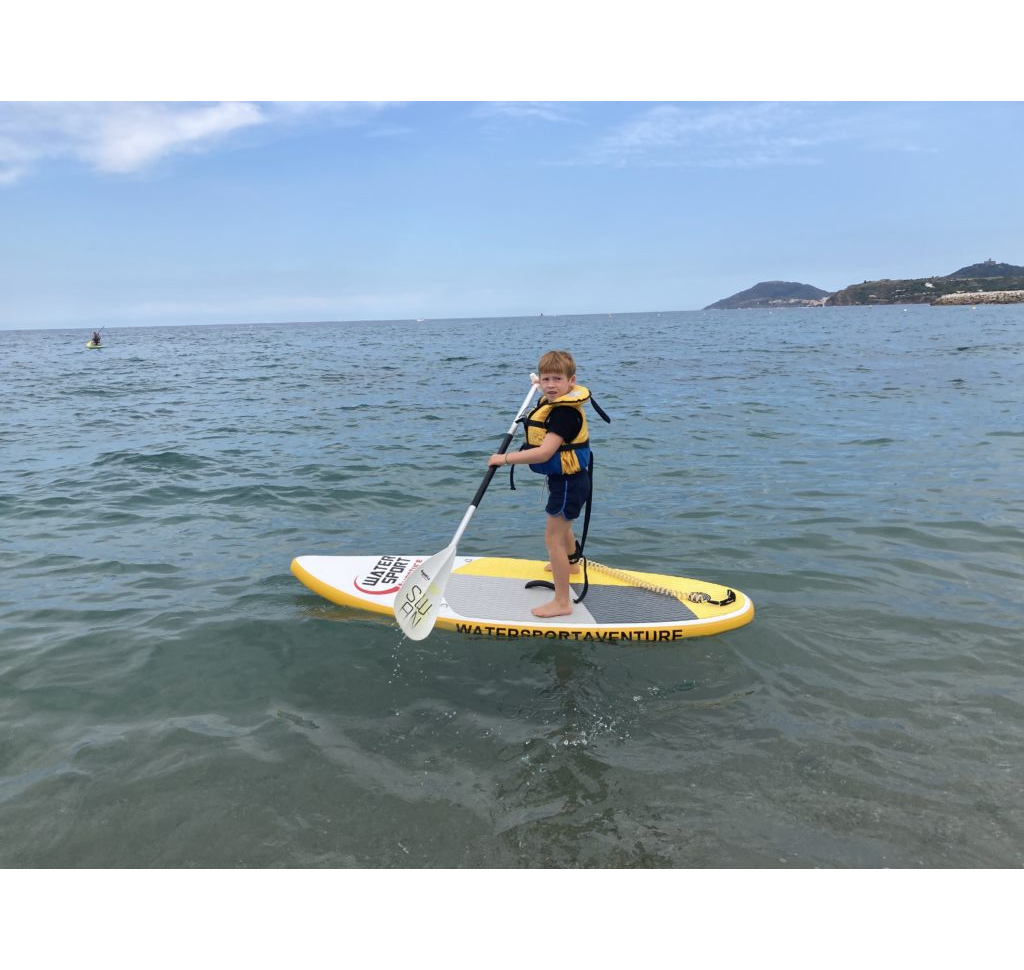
left=2, top=306, right=1023, bottom=867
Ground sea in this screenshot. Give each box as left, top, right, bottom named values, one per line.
left=2, top=305, right=1022, bottom=869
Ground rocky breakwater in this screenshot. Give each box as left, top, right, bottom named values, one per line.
left=932, top=290, right=1024, bottom=305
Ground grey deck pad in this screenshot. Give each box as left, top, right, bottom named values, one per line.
left=444, top=574, right=697, bottom=626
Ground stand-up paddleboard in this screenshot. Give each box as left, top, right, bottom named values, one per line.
left=291, top=554, right=753, bottom=641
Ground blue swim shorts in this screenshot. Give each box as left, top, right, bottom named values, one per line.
left=545, top=471, right=591, bottom=520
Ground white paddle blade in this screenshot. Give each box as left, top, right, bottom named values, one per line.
left=393, top=544, right=458, bottom=640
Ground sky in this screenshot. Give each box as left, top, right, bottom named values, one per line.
left=2, top=99, right=1023, bottom=330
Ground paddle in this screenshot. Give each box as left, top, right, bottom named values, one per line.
left=394, top=376, right=539, bottom=640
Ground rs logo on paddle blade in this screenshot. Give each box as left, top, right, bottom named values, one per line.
left=398, top=583, right=433, bottom=627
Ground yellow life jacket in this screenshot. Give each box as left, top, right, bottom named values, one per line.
left=523, top=385, right=593, bottom=476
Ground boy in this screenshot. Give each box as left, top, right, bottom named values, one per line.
left=487, top=350, right=595, bottom=618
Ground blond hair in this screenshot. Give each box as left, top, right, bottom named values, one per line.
left=537, top=350, right=577, bottom=378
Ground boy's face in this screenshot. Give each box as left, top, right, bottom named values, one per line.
left=539, top=371, right=575, bottom=400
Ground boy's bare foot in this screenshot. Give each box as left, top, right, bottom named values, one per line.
left=532, top=600, right=573, bottom=618
left=544, top=562, right=581, bottom=575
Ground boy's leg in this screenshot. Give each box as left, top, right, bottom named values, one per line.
left=543, top=471, right=588, bottom=574
left=532, top=514, right=575, bottom=617
left=544, top=528, right=580, bottom=574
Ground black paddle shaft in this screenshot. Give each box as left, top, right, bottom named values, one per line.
left=470, top=430, right=516, bottom=509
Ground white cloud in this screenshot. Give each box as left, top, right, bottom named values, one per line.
left=0, top=101, right=396, bottom=184
left=270, top=101, right=400, bottom=118
left=475, top=102, right=577, bottom=124
left=581, top=102, right=931, bottom=168
left=81, top=102, right=265, bottom=172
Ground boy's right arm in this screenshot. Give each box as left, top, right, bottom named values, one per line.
left=487, top=432, right=563, bottom=468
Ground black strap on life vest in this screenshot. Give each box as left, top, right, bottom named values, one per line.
left=509, top=392, right=610, bottom=490
left=572, top=452, right=595, bottom=603
left=589, top=394, right=611, bottom=425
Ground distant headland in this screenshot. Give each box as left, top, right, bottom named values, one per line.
left=706, top=259, right=1024, bottom=309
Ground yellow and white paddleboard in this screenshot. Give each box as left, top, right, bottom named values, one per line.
left=291, top=554, right=754, bottom=642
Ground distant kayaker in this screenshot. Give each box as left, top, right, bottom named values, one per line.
left=91, top=331, right=102, bottom=345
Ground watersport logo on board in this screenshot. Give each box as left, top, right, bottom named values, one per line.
left=354, top=556, right=416, bottom=595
